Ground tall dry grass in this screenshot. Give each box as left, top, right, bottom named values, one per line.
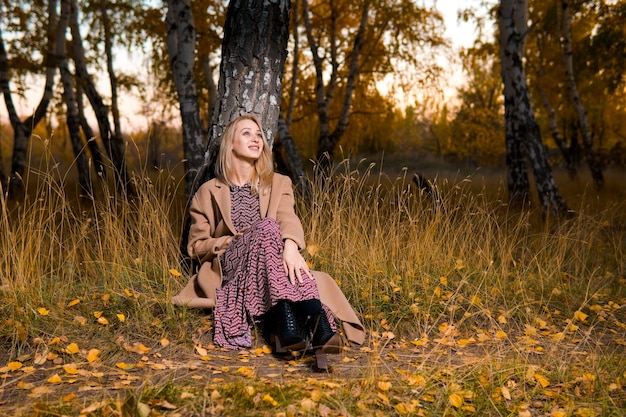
left=0, top=138, right=189, bottom=357
left=1, top=145, right=624, bottom=359
left=2, top=144, right=625, bottom=415
left=300, top=160, right=625, bottom=339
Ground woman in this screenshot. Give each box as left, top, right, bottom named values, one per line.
left=172, top=114, right=364, bottom=353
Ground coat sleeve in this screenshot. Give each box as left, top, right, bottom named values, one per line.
left=273, top=175, right=307, bottom=250
left=187, top=184, right=231, bottom=263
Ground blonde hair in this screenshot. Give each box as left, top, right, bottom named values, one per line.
left=215, top=114, right=274, bottom=194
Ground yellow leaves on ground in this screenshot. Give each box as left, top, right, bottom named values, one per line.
left=574, top=310, right=589, bottom=323
left=168, top=268, right=182, bottom=277
left=377, top=380, right=392, bottom=391
left=47, top=374, right=62, bottom=383
left=262, top=393, right=278, bottom=407
left=534, top=373, right=551, bottom=388
left=448, top=393, right=463, bottom=408
left=67, top=299, right=80, bottom=307
left=63, top=363, right=79, bottom=375
left=65, top=342, right=79, bottom=354
left=235, top=366, right=255, bottom=379
left=37, top=307, right=50, bottom=316
left=87, top=348, right=100, bottom=363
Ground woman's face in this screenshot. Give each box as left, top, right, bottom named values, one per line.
left=231, top=119, right=264, bottom=163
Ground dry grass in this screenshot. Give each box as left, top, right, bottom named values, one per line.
left=0, top=145, right=625, bottom=416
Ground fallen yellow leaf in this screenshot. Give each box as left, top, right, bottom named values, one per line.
left=97, top=316, right=109, bottom=325
left=87, top=349, right=100, bottom=363
left=574, top=310, right=588, bottom=322
left=495, top=330, right=507, bottom=340
left=65, top=343, right=79, bottom=354
left=116, top=313, right=125, bottom=322
left=116, top=362, right=135, bottom=370
left=169, top=269, right=182, bottom=277
left=63, top=364, right=79, bottom=375
left=448, top=393, right=463, bottom=408
left=160, top=338, right=170, bottom=347
left=457, top=338, right=476, bottom=347
left=67, top=299, right=80, bottom=307
left=8, top=361, right=23, bottom=371
left=37, top=307, right=50, bottom=316
left=535, top=373, right=550, bottom=388
left=262, top=393, right=278, bottom=407
left=377, top=381, right=392, bottom=391
left=47, top=374, right=63, bottom=383
left=62, top=393, right=77, bottom=402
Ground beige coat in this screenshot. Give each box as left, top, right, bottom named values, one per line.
left=172, top=174, right=365, bottom=345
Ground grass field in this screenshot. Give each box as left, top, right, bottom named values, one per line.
left=1, top=148, right=625, bottom=416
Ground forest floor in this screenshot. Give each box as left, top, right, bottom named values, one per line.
left=1, top=320, right=625, bottom=416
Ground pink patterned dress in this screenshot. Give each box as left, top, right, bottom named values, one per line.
left=212, top=184, right=333, bottom=349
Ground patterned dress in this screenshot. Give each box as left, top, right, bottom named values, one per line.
left=212, top=184, right=333, bottom=349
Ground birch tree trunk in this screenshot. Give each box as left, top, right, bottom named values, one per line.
left=100, top=0, right=123, bottom=146
left=200, top=0, right=291, bottom=190
left=69, top=0, right=133, bottom=196
left=499, top=0, right=569, bottom=216
left=166, top=0, right=206, bottom=196
left=559, top=0, right=604, bottom=188
left=59, top=0, right=93, bottom=196
left=0, top=0, right=59, bottom=198
left=535, top=34, right=577, bottom=179
left=76, top=85, right=107, bottom=178
left=302, top=0, right=369, bottom=174
left=277, top=115, right=309, bottom=197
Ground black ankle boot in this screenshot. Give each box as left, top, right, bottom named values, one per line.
left=312, top=312, right=342, bottom=354
left=272, top=300, right=306, bottom=351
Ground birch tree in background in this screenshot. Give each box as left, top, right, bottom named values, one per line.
left=498, top=0, right=569, bottom=215
left=0, top=0, right=58, bottom=198
left=558, top=0, right=604, bottom=188
left=58, top=0, right=93, bottom=196
left=166, top=0, right=206, bottom=197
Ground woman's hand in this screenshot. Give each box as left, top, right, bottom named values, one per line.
left=282, top=239, right=313, bottom=285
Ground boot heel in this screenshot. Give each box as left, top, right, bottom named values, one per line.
left=313, top=349, right=330, bottom=372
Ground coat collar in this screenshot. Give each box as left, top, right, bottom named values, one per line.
left=211, top=177, right=271, bottom=234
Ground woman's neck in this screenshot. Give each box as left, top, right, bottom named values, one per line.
left=230, top=160, right=255, bottom=186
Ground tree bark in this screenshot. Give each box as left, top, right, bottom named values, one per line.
left=285, top=0, right=300, bottom=128
left=499, top=0, right=569, bottom=216
left=200, top=0, right=291, bottom=190
left=100, top=0, right=120, bottom=138
left=535, top=34, right=577, bottom=178
left=201, top=56, right=217, bottom=124
left=69, top=0, right=133, bottom=196
left=166, top=0, right=206, bottom=197
left=0, top=0, right=59, bottom=198
left=559, top=0, right=604, bottom=188
left=59, top=0, right=93, bottom=197
left=277, top=115, right=309, bottom=197
left=302, top=0, right=370, bottom=173
left=76, top=85, right=107, bottom=178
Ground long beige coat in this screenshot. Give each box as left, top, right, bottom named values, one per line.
left=172, top=174, right=365, bottom=345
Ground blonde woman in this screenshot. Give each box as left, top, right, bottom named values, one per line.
left=173, top=114, right=364, bottom=356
